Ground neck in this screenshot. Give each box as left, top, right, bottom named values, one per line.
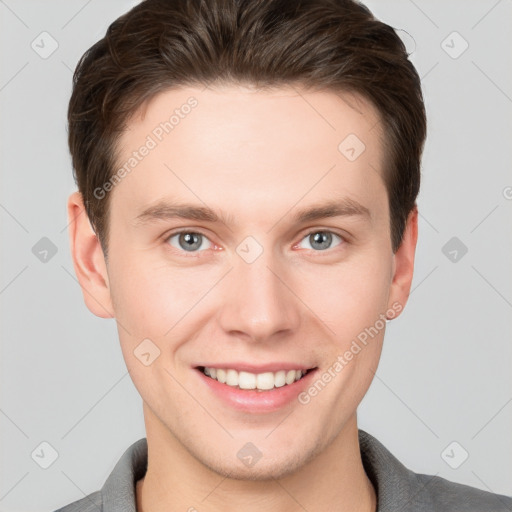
left=136, top=404, right=376, bottom=512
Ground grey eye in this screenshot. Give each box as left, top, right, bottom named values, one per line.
left=298, top=231, right=343, bottom=251
left=167, top=232, right=212, bottom=252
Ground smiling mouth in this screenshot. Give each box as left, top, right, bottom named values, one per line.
left=196, top=366, right=317, bottom=392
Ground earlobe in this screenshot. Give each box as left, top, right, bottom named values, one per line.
left=386, top=205, right=418, bottom=318
left=67, top=191, right=114, bottom=318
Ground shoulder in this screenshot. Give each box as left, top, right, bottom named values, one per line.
left=358, top=429, right=512, bottom=512
left=53, top=490, right=103, bottom=512
left=416, top=472, right=512, bottom=512
left=53, top=437, right=147, bottom=512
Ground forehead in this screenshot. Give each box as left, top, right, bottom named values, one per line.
left=111, top=84, right=387, bottom=228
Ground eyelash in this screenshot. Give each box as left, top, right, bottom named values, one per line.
left=163, top=228, right=347, bottom=257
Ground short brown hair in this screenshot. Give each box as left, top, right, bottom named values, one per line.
left=68, top=0, right=426, bottom=256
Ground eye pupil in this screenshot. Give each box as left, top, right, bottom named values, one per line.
left=310, top=231, right=332, bottom=251
left=180, top=232, right=202, bottom=251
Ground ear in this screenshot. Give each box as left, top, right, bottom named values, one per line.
left=67, top=191, right=114, bottom=318
left=386, top=205, right=418, bottom=318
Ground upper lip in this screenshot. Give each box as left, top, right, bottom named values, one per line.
left=195, top=363, right=317, bottom=373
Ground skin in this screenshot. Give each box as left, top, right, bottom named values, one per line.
left=68, top=84, right=418, bottom=512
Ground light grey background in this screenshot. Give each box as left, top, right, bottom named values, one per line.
left=1, top=1, right=511, bottom=511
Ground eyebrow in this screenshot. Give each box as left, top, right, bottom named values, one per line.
left=134, top=197, right=371, bottom=227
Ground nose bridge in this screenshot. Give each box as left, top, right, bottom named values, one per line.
left=217, top=239, right=301, bottom=341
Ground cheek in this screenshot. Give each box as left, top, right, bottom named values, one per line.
left=345, top=262, right=391, bottom=321
left=109, top=255, right=211, bottom=334
left=297, top=249, right=393, bottom=333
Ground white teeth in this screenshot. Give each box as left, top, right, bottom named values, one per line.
left=239, top=371, right=256, bottom=390
left=274, top=370, right=286, bottom=388
left=256, top=372, right=275, bottom=390
left=201, top=367, right=309, bottom=390
left=226, top=369, right=238, bottom=386
left=286, top=370, right=296, bottom=385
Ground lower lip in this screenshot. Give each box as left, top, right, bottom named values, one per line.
left=195, top=368, right=318, bottom=413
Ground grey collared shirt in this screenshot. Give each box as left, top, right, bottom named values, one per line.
left=54, top=429, right=512, bottom=512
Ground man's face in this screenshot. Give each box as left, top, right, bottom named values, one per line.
left=96, top=85, right=411, bottom=479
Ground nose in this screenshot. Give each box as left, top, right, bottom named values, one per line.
left=216, top=246, right=302, bottom=344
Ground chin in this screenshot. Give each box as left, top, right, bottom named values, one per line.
left=202, top=454, right=308, bottom=481
left=193, top=432, right=331, bottom=482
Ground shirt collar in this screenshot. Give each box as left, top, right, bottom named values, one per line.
left=102, top=436, right=147, bottom=512
left=359, top=429, right=434, bottom=511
